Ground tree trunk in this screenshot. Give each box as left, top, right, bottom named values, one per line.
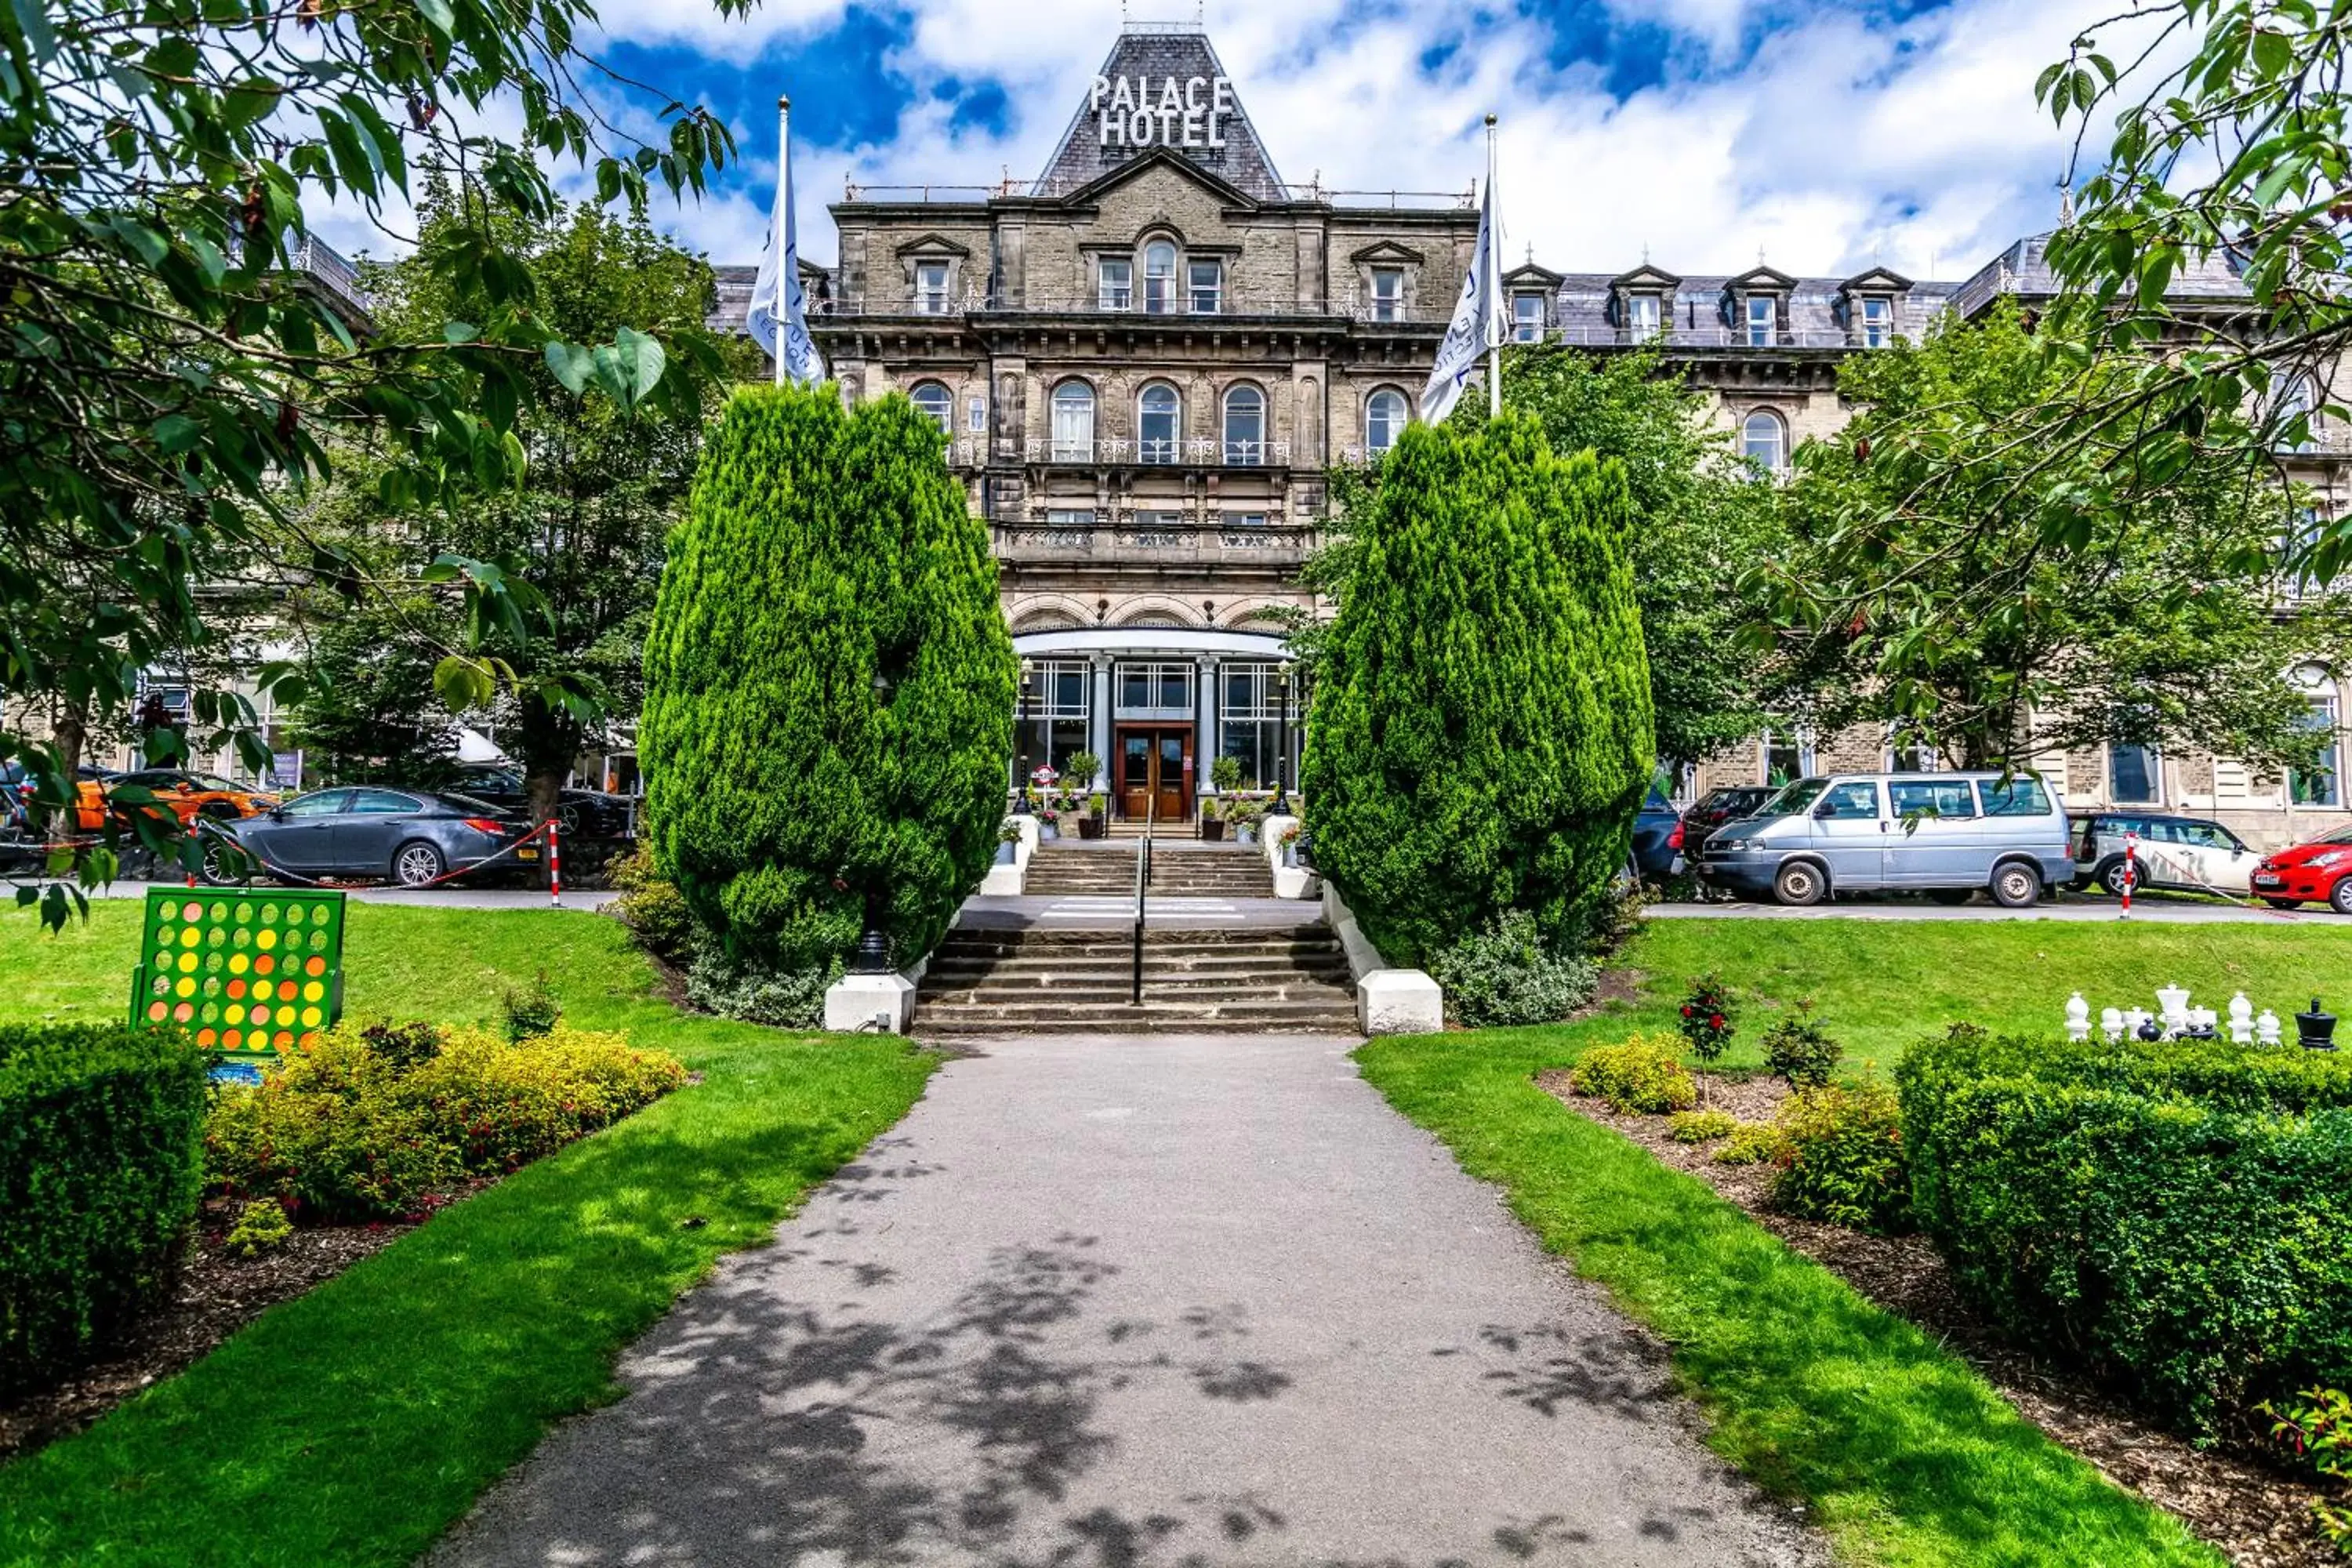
left=44, top=705, right=87, bottom=837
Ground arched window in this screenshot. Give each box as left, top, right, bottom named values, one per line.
left=2279, top=376, right=2321, bottom=453
left=1741, top=408, right=1787, bottom=476
left=1143, top=240, right=1178, bottom=315
left=1138, top=383, right=1181, bottom=463
left=1051, top=381, right=1095, bottom=462
left=1222, top=385, right=1265, bottom=466
left=909, top=381, right=953, bottom=434
left=1365, top=389, right=1407, bottom=455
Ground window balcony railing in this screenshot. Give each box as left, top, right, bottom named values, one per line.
left=1022, top=437, right=1293, bottom=467
left=820, top=289, right=1454, bottom=324
left=1543, top=325, right=1894, bottom=350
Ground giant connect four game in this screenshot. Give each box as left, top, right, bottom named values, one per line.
left=129, top=887, right=347, bottom=1064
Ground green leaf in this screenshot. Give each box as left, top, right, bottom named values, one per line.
left=544, top=340, right=596, bottom=394
left=614, top=325, right=666, bottom=405
left=152, top=413, right=203, bottom=453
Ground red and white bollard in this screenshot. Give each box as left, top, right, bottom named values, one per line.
left=547, top=819, right=562, bottom=909
left=2120, top=830, right=2137, bottom=920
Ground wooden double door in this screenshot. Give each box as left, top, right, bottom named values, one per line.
left=1116, top=728, right=1192, bottom=822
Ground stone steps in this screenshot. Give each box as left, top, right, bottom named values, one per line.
left=1023, top=844, right=1273, bottom=898
left=915, top=924, right=1357, bottom=1038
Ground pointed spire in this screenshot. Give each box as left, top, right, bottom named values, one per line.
left=2059, top=184, right=2076, bottom=226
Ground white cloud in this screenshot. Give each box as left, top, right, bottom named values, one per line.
left=568, top=0, right=2111, bottom=287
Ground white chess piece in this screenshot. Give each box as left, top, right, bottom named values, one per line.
left=2124, top=1007, right=2153, bottom=1040
left=2065, top=993, right=2091, bottom=1044
left=2190, top=1006, right=2217, bottom=1036
left=2229, top=993, right=2254, bottom=1045
left=2258, top=1009, right=2284, bottom=1047
left=2100, top=1007, right=2125, bottom=1044
left=2157, top=984, right=2191, bottom=1034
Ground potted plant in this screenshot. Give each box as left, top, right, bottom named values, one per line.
left=1066, top=753, right=1105, bottom=837
left=1230, top=800, right=1264, bottom=846
left=1272, top=818, right=1302, bottom=867
left=995, top=819, right=1021, bottom=865
left=1037, top=804, right=1061, bottom=840
left=1211, top=755, right=1243, bottom=794
left=1200, top=797, right=1225, bottom=841
left=1087, top=791, right=1109, bottom=836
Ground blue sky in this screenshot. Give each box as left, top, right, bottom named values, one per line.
left=319, top=0, right=2106, bottom=285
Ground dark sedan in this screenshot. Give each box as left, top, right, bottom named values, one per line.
left=448, top=764, right=634, bottom=838
left=204, top=789, right=535, bottom=887
left=1629, top=782, right=1685, bottom=883
left=1682, top=786, right=1777, bottom=858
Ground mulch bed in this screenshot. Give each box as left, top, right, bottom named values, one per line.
left=1539, top=1069, right=2344, bottom=1568
left=0, top=1198, right=419, bottom=1461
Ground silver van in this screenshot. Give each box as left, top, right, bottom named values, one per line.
left=1695, top=772, right=2074, bottom=907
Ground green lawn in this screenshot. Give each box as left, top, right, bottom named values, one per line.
left=1359, top=1026, right=2224, bottom=1567
left=0, top=901, right=938, bottom=1568
left=1575, top=914, right=2352, bottom=1072
left=1349, top=912, right=2352, bottom=1566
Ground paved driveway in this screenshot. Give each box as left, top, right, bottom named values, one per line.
left=431, top=1036, right=1821, bottom=1568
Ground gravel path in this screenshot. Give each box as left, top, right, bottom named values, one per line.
left=430, top=1033, right=1823, bottom=1568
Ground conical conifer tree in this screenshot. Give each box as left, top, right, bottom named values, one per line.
left=640, top=384, right=1016, bottom=971
left=1301, top=413, right=1653, bottom=964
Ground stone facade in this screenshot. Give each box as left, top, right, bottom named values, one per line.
left=702, top=22, right=2352, bottom=847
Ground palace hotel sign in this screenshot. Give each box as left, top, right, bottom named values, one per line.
left=1091, top=74, right=1239, bottom=149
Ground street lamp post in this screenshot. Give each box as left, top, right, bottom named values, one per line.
left=1014, top=659, right=1036, bottom=815
left=1270, top=666, right=1291, bottom=815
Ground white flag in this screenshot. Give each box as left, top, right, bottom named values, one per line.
left=1421, top=175, right=1494, bottom=426
left=747, top=106, right=826, bottom=387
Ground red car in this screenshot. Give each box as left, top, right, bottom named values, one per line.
left=2249, top=827, right=2352, bottom=913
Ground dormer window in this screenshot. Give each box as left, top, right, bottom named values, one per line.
left=1859, top=296, right=1893, bottom=348
left=1627, top=292, right=1661, bottom=339
left=1370, top=267, right=1403, bottom=322
left=1512, top=292, right=1544, bottom=343
left=1744, top=295, right=1775, bottom=347
left=1099, top=257, right=1133, bottom=311
left=916, top=260, right=950, bottom=315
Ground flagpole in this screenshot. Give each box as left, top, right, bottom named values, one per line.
left=1485, top=112, right=1501, bottom=419
left=775, top=94, right=791, bottom=389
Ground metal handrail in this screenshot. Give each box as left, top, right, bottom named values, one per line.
left=1132, top=786, right=1155, bottom=1006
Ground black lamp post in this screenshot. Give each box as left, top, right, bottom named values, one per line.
left=1270, top=666, right=1291, bottom=815
left=1014, top=658, right=1035, bottom=815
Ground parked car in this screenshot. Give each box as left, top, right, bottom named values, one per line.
left=1697, top=771, right=2072, bottom=907
left=1629, top=782, right=1684, bottom=883
left=2249, top=826, right=2352, bottom=913
left=110, top=768, right=279, bottom=827
left=1681, top=785, right=1776, bottom=859
left=447, top=764, right=634, bottom=838
left=205, top=788, right=535, bottom=887
left=0, top=761, right=114, bottom=836
left=2071, top=811, right=2256, bottom=897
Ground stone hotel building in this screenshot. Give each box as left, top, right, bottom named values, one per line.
left=718, top=23, right=2342, bottom=844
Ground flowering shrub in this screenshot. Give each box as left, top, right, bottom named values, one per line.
left=1570, top=1034, right=1697, bottom=1114
left=610, top=842, right=696, bottom=964
left=1714, top=1121, right=1791, bottom=1166
left=223, top=1199, right=293, bottom=1258
left=1677, top=973, right=1736, bottom=1066
left=206, top=1021, right=686, bottom=1223
left=1768, top=1082, right=1909, bottom=1233
left=2263, top=1387, right=2352, bottom=1551
left=499, top=970, right=563, bottom=1043
left=1669, top=1109, right=1738, bottom=1144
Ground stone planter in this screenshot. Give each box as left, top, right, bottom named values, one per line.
left=995, top=840, right=1017, bottom=866
left=1039, top=819, right=1060, bottom=841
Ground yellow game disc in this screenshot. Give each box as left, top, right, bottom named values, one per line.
left=230, top=953, right=249, bottom=975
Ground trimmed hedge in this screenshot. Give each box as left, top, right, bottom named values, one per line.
left=1898, top=1027, right=2352, bottom=1434
left=0, top=1023, right=209, bottom=1392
